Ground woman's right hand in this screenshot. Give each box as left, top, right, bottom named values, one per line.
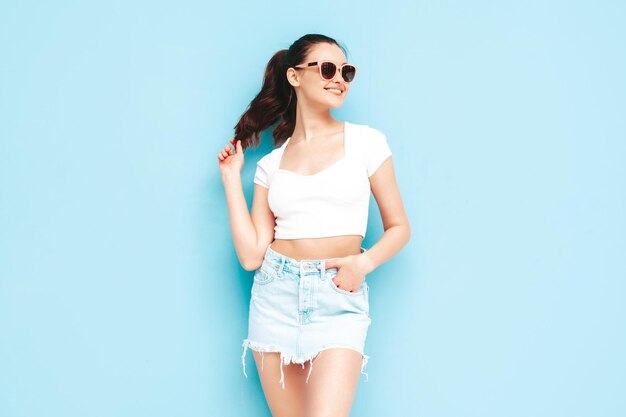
left=217, top=138, right=244, bottom=177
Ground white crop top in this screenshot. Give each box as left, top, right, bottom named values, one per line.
left=253, top=121, right=392, bottom=239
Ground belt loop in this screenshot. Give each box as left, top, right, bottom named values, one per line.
left=320, top=260, right=326, bottom=279
left=278, top=256, right=286, bottom=275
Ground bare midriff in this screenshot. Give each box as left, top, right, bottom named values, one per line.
left=270, top=235, right=363, bottom=261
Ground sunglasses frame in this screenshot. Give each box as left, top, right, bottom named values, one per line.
left=293, top=61, right=357, bottom=83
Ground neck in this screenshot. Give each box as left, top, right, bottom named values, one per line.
left=291, top=106, right=342, bottom=143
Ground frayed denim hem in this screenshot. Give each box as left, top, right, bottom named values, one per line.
left=241, top=339, right=370, bottom=390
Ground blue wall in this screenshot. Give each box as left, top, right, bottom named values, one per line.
left=1, top=1, right=624, bottom=416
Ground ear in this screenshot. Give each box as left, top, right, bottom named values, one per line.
left=286, top=67, right=300, bottom=87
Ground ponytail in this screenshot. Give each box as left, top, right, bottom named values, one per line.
left=233, top=49, right=294, bottom=151
left=233, top=34, right=345, bottom=151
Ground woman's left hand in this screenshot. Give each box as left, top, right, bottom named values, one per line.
left=317, top=253, right=373, bottom=292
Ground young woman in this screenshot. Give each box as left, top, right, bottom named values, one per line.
left=217, top=33, right=410, bottom=417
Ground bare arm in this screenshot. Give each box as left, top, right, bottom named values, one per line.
left=360, top=156, right=411, bottom=273
left=219, top=139, right=276, bottom=271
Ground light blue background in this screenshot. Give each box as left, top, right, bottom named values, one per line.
left=1, top=1, right=625, bottom=416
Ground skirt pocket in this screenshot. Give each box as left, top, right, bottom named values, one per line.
left=253, top=262, right=278, bottom=285
left=325, top=267, right=366, bottom=296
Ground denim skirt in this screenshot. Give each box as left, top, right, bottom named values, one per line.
left=241, top=243, right=371, bottom=390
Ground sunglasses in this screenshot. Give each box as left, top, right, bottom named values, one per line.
left=293, top=61, right=357, bottom=83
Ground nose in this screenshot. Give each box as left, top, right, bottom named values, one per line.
left=331, top=67, right=343, bottom=82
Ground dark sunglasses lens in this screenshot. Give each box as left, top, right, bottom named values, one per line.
left=320, top=62, right=337, bottom=80
left=342, top=65, right=356, bottom=82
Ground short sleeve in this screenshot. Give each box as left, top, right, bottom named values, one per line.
left=253, top=154, right=271, bottom=188
left=366, top=128, right=392, bottom=177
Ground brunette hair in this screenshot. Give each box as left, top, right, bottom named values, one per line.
left=233, top=34, right=348, bottom=151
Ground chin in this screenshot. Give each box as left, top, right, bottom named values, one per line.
left=326, top=96, right=345, bottom=107
left=314, top=99, right=343, bottom=109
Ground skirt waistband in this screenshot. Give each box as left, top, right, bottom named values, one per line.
left=262, top=244, right=367, bottom=277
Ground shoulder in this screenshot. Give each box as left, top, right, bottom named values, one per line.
left=346, top=122, right=389, bottom=151
left=364, top=123, right=387, bottom=141
left=346, top=122, right=392, bottom=177
left=257, top=145, right=283, bottom=167
left=346, top=120, right=369, bottom=136
left=346, top=121, right=386, bottom=140
left=254, top=145, right=285, bottom=187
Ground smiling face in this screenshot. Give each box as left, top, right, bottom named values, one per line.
left=286, top=42, right=352, bottom=110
